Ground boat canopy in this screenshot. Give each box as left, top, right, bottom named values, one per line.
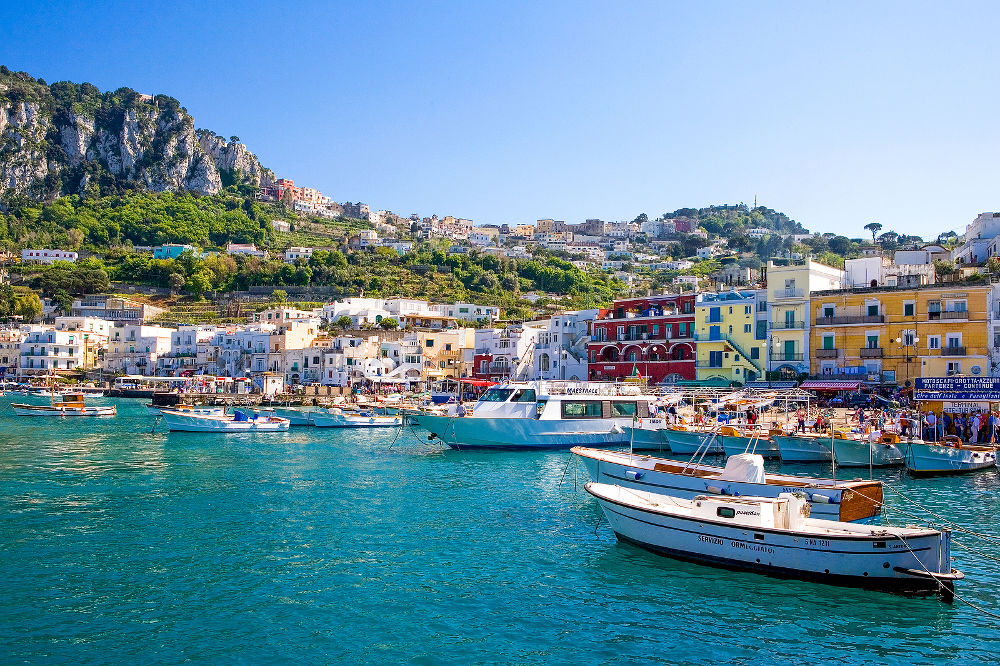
left=718, top=453, right=766, bottom=484
left=799, top=380, right=861, bottom=391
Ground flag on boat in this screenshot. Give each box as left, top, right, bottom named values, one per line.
left=631, top=364, right=642, bottom=380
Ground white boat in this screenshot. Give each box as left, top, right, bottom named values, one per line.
left=160, top=409, right=289, bottom=432
left=311, top=408, right=402, bottom=428
left=773, top=432, right=835, bottom=463
left=146, top=403, right=226, bottom=417
left=11, top=392, right=117, bottom=417
left=407, top=381, right=656, bottom=450
left=904, top=436, right=998, bottom=475
left=573, top=448, right=884, bottom=523
left=585, top=482, right=962, bottom=598
left=268, top=407, right=321, bottom=426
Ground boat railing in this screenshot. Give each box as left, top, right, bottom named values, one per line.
left=681, top=423, right=723, bottom=475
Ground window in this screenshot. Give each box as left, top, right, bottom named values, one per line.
left=445, top=344, right=452, bottom=351
left=951, top=300, right=968, bottom=313
left=717, top=507, right=736, bottom=518
left=750, top=347, right=759, bottom=359
left=651, top=324, right=659, bottom=337
left=946, top=335, right=962, bottom=348
left=610, top=402, right=638, bottom=417
left=511, top=389, right=537, bottom=403
left=927, top=336, right=940, bottom=350
left=867, top=304, right=879, bottom=317
left=480, top=388, right=514, bottom=402
left=947, top=361, right=961, bottom=376
left=426, top=340, right=434, bottom=347
left=709, top=307, right=722, bottom=323
left=867, top=335, right=879, bottom=348
left=904, top=302, right=915, bottom=316
left=902, top=331, right=915, bottom=346
left=823, top=335, right=834, bottom=350
left=709, top=350, right=723, bottom=367
left=561, top=401, right=603, bottom=419
left=744, top=324, right=752, bottom=333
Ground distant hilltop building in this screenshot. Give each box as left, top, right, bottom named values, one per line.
left=21, top=249, right=77, bottom=264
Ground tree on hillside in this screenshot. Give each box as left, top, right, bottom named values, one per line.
left=864, top=222, right=883, bottom=243
left=378, top=317, right=399, bottom=330
left=877, top=231, right=899, bottom=250
left=17, top=291, right=43, bottom=322
left=336, top=315, right=353, bottom=329
left=271, top=289, right=287, bottom=303
left=168, top=272, right=186, bottom=295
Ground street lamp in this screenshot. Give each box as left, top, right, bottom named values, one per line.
left=894, top=335, right=919, bottom=386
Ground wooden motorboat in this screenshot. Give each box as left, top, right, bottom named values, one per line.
left=904, top=436, right=998, bottom=475
left=11, top=392, right=116, bottom=417
left=573, top=447, right=883, bottom=522
left=586, top=482, right=962, bottom=598
left=773, top=431, right=835, bottom=463
left=662, top=424, right=723, bottom=454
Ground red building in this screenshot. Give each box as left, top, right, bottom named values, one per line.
left=588, top=295, right=697, bottom=383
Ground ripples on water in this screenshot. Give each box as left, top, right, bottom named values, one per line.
left=1, top=398, right=998, bottom=664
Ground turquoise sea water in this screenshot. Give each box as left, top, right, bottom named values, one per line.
left=1, top=397, right=999, bottom=665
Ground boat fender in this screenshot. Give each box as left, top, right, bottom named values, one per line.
left=809, top=493, right=834, bottom=504
left=705, top=485, right=725, bottom=495
left=625, top=470, right=643, bottom=481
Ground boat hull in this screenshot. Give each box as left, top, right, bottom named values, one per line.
left=11, top=404, right=116, bottom=417
left=623, top=419, right=671, bottom=451
left=269, top=408, right=320, bottom=426
left=587, top=484, right=955, bottom=596
left=904, top=442, right=998, bottom=475
left=572, top=447, right=883, bottom=522
left=410, top=414, right=632, bottom=450
left=312, top=412, right=402, bottom=428
left=161, top=411, right=289, bottom=432
left=662, top=428, right=723, bottom=454
left=831, top=437, right=904, bottom=467
left=720, top=435, right=780, bottom=459
left=773, top=434, right=834, bottom=463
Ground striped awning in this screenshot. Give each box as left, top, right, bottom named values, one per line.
left=799, top=380, right=861, bottom=391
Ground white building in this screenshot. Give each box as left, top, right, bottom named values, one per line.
left=953, top=212, right=1000, bottom=266
left=358, top=230, right=378, bottom=248
left=530, top=310, right=596, bottom=380
left=103, top=325, right=174, bottom=376
left=472, top=324, right=542, bottom=380
left=158, top=325, right=217, bottom=375
left=0, top=327, right=25, bottom=374
left=284, top=247, right=314, bottom=263
left=430, top=302, right=500, bottom=324
left=21, top=249, right=78, bottom=264
left=271, top=219, right=291, bottom=233
left=226, top=243, right=267, bottom=258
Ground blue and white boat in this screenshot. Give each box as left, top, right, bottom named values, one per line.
left=407, top=381, right=656, bottom=450
left=904, top=436, right=998, bottom=475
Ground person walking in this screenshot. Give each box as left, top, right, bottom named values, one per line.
left=796, top=407, right=806, bottom=433
left=971, top=412, right=980, bottom=444
left=925, top=411, right=936, bottom=442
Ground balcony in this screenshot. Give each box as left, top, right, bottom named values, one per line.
left=770, top=352, right=804, bottom=362
left=939, top=310, right=969, bottom=321
left=941, top=346, right=967, bottom=356
left=815, top=314, right=884, bottom=325
left=694, top=360, right=725, bottom=369
left=771, top=288, right=805, bottom=300
left=860, top=347, right=883, bottom=358
left=769, top=320, right=805, bottom=330
left=814, top=348, right=840, bottom=359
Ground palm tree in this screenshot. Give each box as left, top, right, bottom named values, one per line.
left=864, top=222, right=883, bottom=243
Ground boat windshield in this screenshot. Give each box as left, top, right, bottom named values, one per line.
left=480, top=388, right=515, bottom=402
left=511, top=389, right=537, bottom=403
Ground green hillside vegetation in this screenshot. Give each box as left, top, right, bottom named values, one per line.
left=2, top=191, right=624, bottom=320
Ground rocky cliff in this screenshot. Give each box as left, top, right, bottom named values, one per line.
left=0, top=66, right=274, bottom=206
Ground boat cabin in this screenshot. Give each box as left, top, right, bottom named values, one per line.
left=472, top=381, right=653, bottom=420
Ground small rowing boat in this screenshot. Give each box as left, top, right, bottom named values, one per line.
left=311, top=408, right=402, bottom=428
left=160, top=408, right=289, bottom=432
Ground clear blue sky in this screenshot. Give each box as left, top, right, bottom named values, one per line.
left=2, top=1, right=998, bottom=239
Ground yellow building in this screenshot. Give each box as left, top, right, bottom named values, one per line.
left=695, top=290, right=768, bottom=384
left=809, top=282, right=993, bottom=384
left=766, top=259, right=844, bottom=378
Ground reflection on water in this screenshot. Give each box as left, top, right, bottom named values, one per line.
left=0, top=396, right=998, bottom=663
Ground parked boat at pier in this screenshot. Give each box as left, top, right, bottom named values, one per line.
left=160, top=408, right=289, bottom=432
left=662, top=425, right=723, bottom=454
left=585, top=482, right=962, bottom=598
left=773, top=432, right=835, bottom=463
left=408, top=381, right=654, bottom=450
left=312, top=408, right=402, bottom=428
left=572, top=447, right=883, bottom=522
left=904, top=437, right=998, bottom=475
